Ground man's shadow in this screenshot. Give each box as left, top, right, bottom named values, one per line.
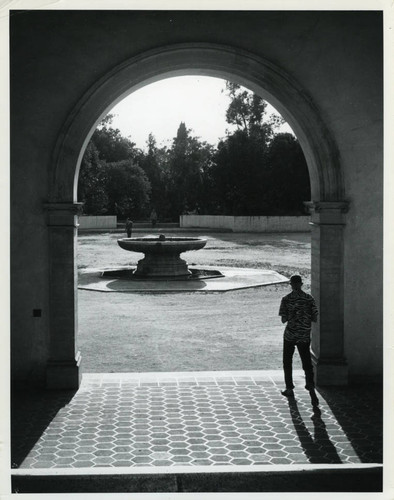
left=287, top=397, right=342, bottom=463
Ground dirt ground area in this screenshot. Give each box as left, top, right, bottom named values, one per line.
left=77, top=231, right=311, bottom=373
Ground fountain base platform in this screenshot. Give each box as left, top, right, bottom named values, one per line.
left=79, top=266, right=289, bottom=293
left=102, top=268, right=224, bottom=281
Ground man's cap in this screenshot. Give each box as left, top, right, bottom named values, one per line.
left=290, top=275, right=302, bottom=283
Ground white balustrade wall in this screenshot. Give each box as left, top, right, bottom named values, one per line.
left=78, top=215, right=117, bottom=230
left=180, top=215, right=310, bottom=232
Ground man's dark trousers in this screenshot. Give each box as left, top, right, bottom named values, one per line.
left=283, top=339, right=314, bottom=389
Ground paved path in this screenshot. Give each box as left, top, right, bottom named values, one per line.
left=12, top=370, right=382, bottom=470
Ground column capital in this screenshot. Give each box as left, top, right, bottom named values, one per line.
left=304, top=200, right=349, bottom=224
left=44, top=202, right=84, bottom=227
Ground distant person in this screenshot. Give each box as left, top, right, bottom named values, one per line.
left=125, top=218, right=133, bottom=238
left=150, top=209, right=158, bottom=228
left=279, top=274, right=319, bottom=406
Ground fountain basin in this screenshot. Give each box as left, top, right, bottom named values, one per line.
left=102, top=267, right=224, bottom=282
left=117, top=235, right=207, bottom=278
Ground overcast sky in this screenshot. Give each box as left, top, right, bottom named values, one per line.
left=108, top=76, right=293, bottom=150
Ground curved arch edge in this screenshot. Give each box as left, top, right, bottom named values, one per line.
left=50, top=43, right=344, bottom=203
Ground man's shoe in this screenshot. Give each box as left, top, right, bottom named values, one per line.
left=281, top=389, right=294, bottom=398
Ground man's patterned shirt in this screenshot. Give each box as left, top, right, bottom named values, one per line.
left=279, top=290, right=318, bottom=343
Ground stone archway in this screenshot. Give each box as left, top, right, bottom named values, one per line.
left=45, top=43, right=348, bottom=389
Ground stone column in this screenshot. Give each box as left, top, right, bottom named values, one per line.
left=44, top=202, right=83, bottom=389
left=305, top=201, right=349, bottom=386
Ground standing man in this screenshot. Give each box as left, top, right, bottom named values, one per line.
left=279, top=275, right=319, bottom=405
left=125, top=218, right=133, bottom=238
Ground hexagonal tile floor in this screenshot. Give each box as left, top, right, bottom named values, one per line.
left=12, top=371, right=382, bottom=469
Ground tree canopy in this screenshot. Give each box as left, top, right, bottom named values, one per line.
left=78, top=83, right=310, bottom=220
left=78, top=115, right=150, bottom=219
left=210, top=83, right=308, bottom=215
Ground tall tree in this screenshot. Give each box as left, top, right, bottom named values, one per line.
left=266, top=133, right=310, bottom=214
left=78, top=115, right=145, bottom=216
left=91, top=114, right=138, bottom=163
left=78, top=142, right=108, bottom=214
left=210, top=82, right=308, bottom=215
left=211, top=83, right=279, bottom=215
left=166, top=122, right=214, bottom=219
left=105, top=160, right=151, bottom=219
left=138, top=133, right=169, bottom=218
left=224, top=82, right=284, bottom=140
left=212, top=130, right=268, bottom=215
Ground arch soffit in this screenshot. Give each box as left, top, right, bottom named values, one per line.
left=51, top=43, right=344, bottom=202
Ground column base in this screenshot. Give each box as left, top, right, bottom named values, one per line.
left=312, top=353, right=348, bottom=386
left=46, top=351, right=82, bottom=389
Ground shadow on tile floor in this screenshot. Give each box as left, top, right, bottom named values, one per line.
left=286, top=399, right=342, bottom=464
left=11, top=389, right=77, bottom=468
left=316, top=384, right=383, bottom=463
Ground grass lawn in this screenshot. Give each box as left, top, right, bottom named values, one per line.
left=77, top=231, right=311, bottom=374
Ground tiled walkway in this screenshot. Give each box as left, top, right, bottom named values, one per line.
left=12, top=370, right=382, bottom=470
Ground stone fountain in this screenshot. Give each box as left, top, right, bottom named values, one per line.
left=102, top=234, right=223, bottom=281
left=118, top=234, right=207, bottom=278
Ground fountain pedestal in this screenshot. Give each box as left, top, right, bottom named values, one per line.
left=134, top=253, right=190, bottom=277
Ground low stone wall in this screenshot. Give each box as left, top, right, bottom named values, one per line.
left=180, top=215, right=310, bottom=232
left=78, top=215, right=117, bottom=230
